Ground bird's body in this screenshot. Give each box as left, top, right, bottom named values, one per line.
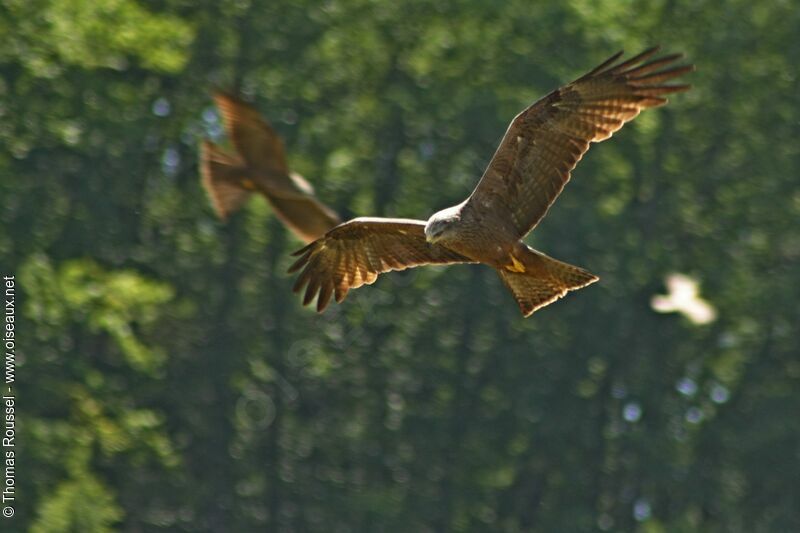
left=290, top=47, right=693, bottom=316
left=425, top=201, right=526, bottom=271
left=200, top=92, right=340, bottom=243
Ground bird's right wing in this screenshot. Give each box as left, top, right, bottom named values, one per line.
left=214, top=91, right=288, bottom=176
left=289, top=218, right=473, bottom=311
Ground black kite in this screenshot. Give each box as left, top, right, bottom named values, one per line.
left=290, top=47, right=693, bottom=316
left=200, top=92, right=340, bottom=243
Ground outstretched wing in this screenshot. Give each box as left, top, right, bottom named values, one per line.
left=214, top=91, right=288, bottom=176
left=466, top=47, right=693, bottom=238
left=289, top=218, right=472, bottom=311
left=263, top=180, right=342, bottom=244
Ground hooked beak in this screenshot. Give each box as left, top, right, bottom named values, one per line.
left=425, top=229, right=443, bottom=244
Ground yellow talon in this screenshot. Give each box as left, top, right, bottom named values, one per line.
left=506, top=254, right=526, bottom=273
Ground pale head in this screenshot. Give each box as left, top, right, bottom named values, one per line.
left=424, top=205, right=462, bottom=243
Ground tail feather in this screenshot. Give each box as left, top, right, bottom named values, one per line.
left=200, top=141, right=252, bottom=220
left=497, top=249, right=598, bottom=317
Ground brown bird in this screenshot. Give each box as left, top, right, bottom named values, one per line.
left=290, top=47, right=693, bottom=316
left=200, top=92, right=340, bottom=243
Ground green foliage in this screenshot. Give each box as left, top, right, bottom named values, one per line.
left=1, top=0, right=798, bottom=531
left=30, top=447, right=123, bottom=533
left=21, top=256, right=173, bottom=373
left=15, top=257, right=179, bottom=529
left=3, top=0, right=194, bottom=74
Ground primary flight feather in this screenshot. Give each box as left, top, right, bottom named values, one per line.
left=290, top=47, right=693, bottom=316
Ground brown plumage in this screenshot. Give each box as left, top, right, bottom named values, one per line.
left=290, top=47, right=693, bottom=316
left=200, top=92, right=340, bottom=243
left=290, top=219, right=472, bottom=311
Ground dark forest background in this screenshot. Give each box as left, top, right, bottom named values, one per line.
left=2, top=0, right=799, bottom=531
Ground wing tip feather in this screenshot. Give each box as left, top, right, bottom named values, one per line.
left=302, top=279, right=320, bottom=306
left=629, top=64, right=695, bottom=84
left=292, top=270, right=309, bottom=294
left=291, top=241, right=316, bottom=257
left=287, top=251, right=311, bottom=274
left=580, top=49, right=625, bottom=79
left=316, top=284, right=333, bottom=312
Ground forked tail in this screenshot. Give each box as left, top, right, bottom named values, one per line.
left=199, top=140, right=252, bottom=220
left=497, top=248, right=598, bottom=317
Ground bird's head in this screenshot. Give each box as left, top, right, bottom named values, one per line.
left=425, top=206, right=461, bottom=244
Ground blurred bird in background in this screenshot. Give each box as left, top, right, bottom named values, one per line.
left=651, top=273, right=717, bottom=325
left=200, top=92, right=340, bottom=243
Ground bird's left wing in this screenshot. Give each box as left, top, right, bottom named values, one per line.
left=465, top=47, right=693, bottom=239
left=289, top=218, right=472, bottom=311
left=213, top=91, right=289, bottom=176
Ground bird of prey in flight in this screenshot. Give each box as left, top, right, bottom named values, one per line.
left=290, top=47, right=693, bottom=316
left=200, top=92, right=340, bottom=243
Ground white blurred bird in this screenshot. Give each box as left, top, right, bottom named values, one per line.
left=651, top=273, right=717, bottom=325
